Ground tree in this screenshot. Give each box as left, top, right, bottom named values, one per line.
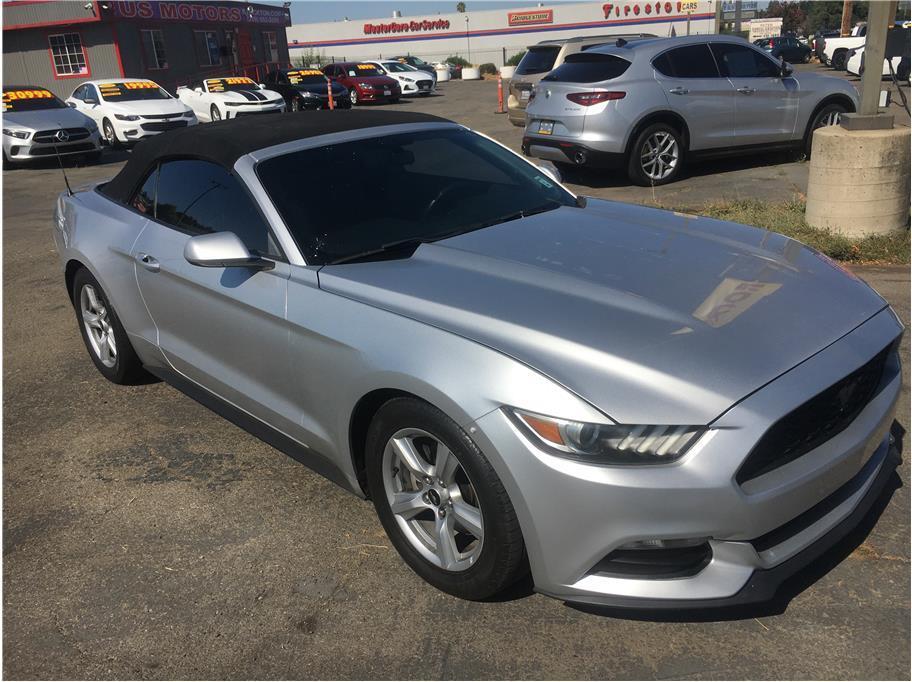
left=762, top=1, right=808, bottom=34
left=456, top=2, right=466, bottom=12
left=804, top=1, right=869, bottom=33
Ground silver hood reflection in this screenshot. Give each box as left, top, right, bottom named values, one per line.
left=319, top=199, right=887, bottom=424
left=3, top=106, right=94, bottom=132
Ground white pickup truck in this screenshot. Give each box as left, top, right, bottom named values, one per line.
left=821, top=23, right=867, bottom=70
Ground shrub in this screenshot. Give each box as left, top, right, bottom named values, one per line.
left=506, top=51, right=526, bottom=66
left=479, top=62, right=497, bottom=75
left=445, top=55, right=472, bottom=67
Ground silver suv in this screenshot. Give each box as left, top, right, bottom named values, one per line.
left=507, top=34, right=655, bottom=127
left=523, top=35, right=859, bottom=185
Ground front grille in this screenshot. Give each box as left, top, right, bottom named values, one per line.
left=736, top=345, right=893, bottom=484
left=28, top=142, right=96, bottom=156
left=417, top=80, right=432, bottom=89
left=140, top=120, right=189, bottom=132
left=33, top=127, right=90, bottom=144
left=140, top=112, right=183, bottom=120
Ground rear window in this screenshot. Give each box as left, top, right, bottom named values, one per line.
left=541, top=52, right=631, bottom=83
left=515, top=46, right=561, bottom=75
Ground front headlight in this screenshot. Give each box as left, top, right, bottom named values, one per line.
left=510, top=409, right=705, bottom=464
left=114, top=113, right=140, bottom=121
left=85, top=119, right=98, bottom=132
left=224, top=102, right=242, bottom=107
left=183, top=109, right=196, bottom=117
left=401, top=77, right=415, bottom=83
left=2, top=128, right=31, bottom=139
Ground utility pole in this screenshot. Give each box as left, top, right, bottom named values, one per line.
left=840, top=0, right=853, bottom=36
left=465, top=15, right=471, bottom=63
left=734, top=0, right=742, bottom=34
left=857, top=0, right=895, bottom=116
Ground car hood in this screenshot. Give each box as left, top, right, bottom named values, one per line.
left=216, top=89, right=284, bottom=103
left=318, top=199, right=888, bottom=425
left=4, top=107, right=92, bottom=130
left=104, top=99, right=189, bottom=115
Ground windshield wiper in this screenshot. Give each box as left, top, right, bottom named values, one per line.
left=324, top=201, right=563, bottom=266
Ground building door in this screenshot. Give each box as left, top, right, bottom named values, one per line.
left=224, top=29, right=239, bottom=69
left=238, top=30, right=255, bottom=66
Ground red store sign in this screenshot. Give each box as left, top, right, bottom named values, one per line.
left=508, top=9, right=554, bottom=26
left=363, top=18, right=451, bottom=35
left=602, top=2, right=698, bottom=18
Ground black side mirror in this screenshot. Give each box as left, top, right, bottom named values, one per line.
left=779, top=56, right=793, bottom=77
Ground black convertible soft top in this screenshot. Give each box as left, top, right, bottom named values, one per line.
left=102, top=110, right=451, bottom=204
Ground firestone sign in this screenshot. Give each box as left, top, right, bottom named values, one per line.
left=110, top=1, right=290, bottom=25
left=363, top=19, right=451, bottom=36
left=602, top=2, right=701, bottom=18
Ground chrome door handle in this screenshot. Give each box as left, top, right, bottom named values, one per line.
left=137, top=252, right=160, bottom=272
left=668, top=87, right=689, bottom=95
left=736, top=86, right=756, bottom=94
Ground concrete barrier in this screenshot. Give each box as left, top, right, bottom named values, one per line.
left=500, top=65, right=516, bottom=79
left=461, top=67, right=481, bottom=80
left=806, top=125, right=911, bottom=236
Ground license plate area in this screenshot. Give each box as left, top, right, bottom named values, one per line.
left=537, top=120, right=554, bottom=135
left=383, top=89, right=391, bottom=95
left=520, top=89, right=531, bottom=101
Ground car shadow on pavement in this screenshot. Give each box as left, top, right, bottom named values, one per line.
left=558, top=150, right=802, bottom=190
left=564, top=420, right=905, bottom=623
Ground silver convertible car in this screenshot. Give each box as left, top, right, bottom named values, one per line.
left=54, top=112, right=902, bottom=608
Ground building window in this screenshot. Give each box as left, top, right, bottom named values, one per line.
left=141, top=29, right=168, bottom=70
left=263, top=31, right=278, bottom=62
left=48, top=32, right=89, bottom=77
left=194, top=30, right=222, bottom=67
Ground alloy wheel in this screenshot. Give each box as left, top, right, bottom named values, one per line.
left=103, top=120, right=116, bottom=145
left=382, top=428, right=484, bottom=572
left=211, top=105, right=221, bottom=121
left=816, top=110, right=842, bottom=129
left=350, top=89, right=358, bottom=105
left=640, top=131, right=679, bottom=182
left=292, top=97, right=301, bottom=112
left=80, top=284, right=117, bottom=368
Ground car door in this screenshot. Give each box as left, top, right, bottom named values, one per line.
left=71, top=84, right=103, bottom=126
left=710, top=42, right=799, bottom=145
left=180, top=81, right=207, bottom=119
left=652, top=43, right=735, bottom=151
left=130, top=158, right=299, bottom=432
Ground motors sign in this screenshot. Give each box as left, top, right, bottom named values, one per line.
left=110, top=1, right=290, bottom=25
left=363, top=19, right=451, bottom=35
left=507, top=10, right=554, bottom=27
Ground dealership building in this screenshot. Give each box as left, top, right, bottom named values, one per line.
left=287, top=1, right=718, bottom=67
left=2, top=0, right=291, bottom=98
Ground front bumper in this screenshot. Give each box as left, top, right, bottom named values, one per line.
left=224, top=102, right=285, bottom=118
left=111, top=116, right=197, bottom=142
left=4, top=130, right=102, bottom=161
left=469, top=308, right=902, bottom=608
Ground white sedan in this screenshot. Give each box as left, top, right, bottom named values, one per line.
left=66, top=79, right=196, bottom=146
left=177, top=76, right=285, bottom=122
left=846, top=46, right=909, bottom=80
left=366, top=61, right=436, bottom=96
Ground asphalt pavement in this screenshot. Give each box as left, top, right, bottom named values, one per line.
left=2, top=63, right=910, bottom=679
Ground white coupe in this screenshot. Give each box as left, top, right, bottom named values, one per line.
left=366, top=61, right=436, bottom=96
left=66, top=79, right=196, bottom=146
left=177, top=76, right=285, bottom=122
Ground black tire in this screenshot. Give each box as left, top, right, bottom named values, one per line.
left=802, top=51, right=811, bottom=64
left=102, top=118, right=119, bottom=148
left=832, top=49, right=848, bottom=71
left=626, top=122, right=684, bottom=187
left=71, top=268, right=148, bottom=384
left=365, top=397, right=528, bottom=600
left=210, top=104, right=222, bottom=121
left=804, top=102, right=849, bottom=157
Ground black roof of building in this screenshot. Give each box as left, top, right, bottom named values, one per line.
left=102, top=110, right=451, bottom=203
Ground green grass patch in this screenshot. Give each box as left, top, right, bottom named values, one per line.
left=689, top=199, right=910, bottom=265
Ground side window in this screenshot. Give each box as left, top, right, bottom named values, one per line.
left=131, top=164, right=158, bottom=215
left=653, top=44, right=719, bottom=78
left=154, top=159, right=279, bottom=257
left=710, top=43, right=780, bottom=78
left=87, top=84, right=99, bottom=101
left=72, top=85, right=85, bottom=100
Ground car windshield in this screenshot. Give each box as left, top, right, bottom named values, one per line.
left=383, top=62, right=414, bottom=73
left=287, top=69, right=327, bottom=85
left=257, top=127, right=576, bottom=265
left=346, top=64, right=384, bottom=77
left=205, top=77, right=261, bottom=92
left=99, top=81, right=171, bottom=101
left=515, top=46, right=561, bottom=75
left=3, top=88, right=67, bottom=112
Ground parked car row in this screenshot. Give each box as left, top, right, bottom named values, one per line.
left=520, top=35, right=858, bottom=186
left=818, top=22, right=910, bottom=81
left=3, top=61, right=438, bottom=166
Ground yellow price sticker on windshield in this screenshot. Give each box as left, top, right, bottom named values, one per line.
left=356, top=64, right=375, bottom=70
left=3, top=88, right=54, bottom=110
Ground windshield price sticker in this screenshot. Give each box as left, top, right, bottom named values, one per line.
left=100, top=81, right=159, bottom=97
left=3, top=89, right=54, bottom=110
left=288, top=70, right=324, bottom=84
left=206, top=77, right=255, bottom=91
left=356, top=64, right=375, bottom=70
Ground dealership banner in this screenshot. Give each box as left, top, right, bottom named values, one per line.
left=110, top=1, right=290, bottom=25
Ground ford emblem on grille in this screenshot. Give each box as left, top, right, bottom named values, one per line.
left=54, top=130, right=70, bottom=143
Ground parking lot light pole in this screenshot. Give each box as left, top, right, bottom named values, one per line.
left=465, top=16, right=471, bottom=63
left=841, top=0, right=896, bottom=129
